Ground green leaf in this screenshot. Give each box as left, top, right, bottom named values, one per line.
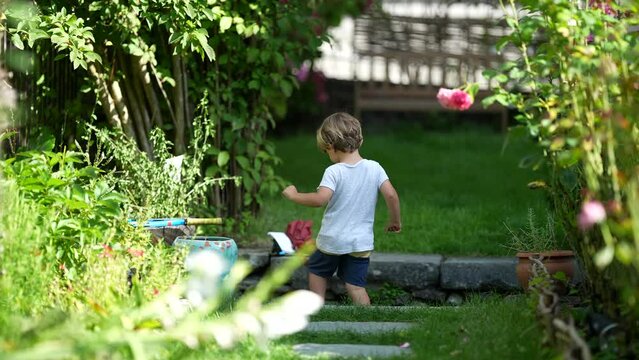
left=84, top=52, right=102, bottom=64
left=236, top=155, right=250, bottom=170
left=495, top=37, right=510, bottom=52
left=615, top=243, right=634, bottom=265
left=556, top=149, right=581, bottom=167
left=236, top=23, right=245, bottom=35
left=0, top=131, right=16, bottom=142
left=202, top=8, right=215, bottom=21
left=217, top=151, right=230, bottom=167
left=11, top=33, right=24, bottom=50
left=195, top=35, right=215, bottom=61
left=28, top=29, right=49, bottom=47
left=494, top=74, right=509, bottom=83
left=220, top=16, right=233, bottom=33
left=248, top=79, right=260, bottom=90
left=280, top=79, right=292, bottom=97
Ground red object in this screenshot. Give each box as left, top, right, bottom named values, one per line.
left=286, top=220, right=313, bottom=249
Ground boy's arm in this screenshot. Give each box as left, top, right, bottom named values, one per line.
left=380, top=180, right=401, bottom=232
left=282, top=185, right=333, bottom=207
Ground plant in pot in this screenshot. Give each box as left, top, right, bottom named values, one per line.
left=504, top=209, right=575, bottom=291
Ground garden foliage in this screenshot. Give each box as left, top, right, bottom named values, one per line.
left=0, top=149, right=323, bottom=358
left=485, top=0, right=639, bottom=352
left=2, top=0, right=370, bottom=219
left=0, top=1, right=371, bottom=357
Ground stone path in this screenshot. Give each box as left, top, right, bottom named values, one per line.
left=293, top=308, right=415, bottom=358
left=304, top=321, right=413, bottom=334
left=293, top=343, right=411, bottom=358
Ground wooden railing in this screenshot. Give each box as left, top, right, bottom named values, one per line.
left=353, top=8, right=510, bottom=129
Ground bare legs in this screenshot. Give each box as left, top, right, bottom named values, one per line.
left=345, top=283, right=370, bottom=306
left=308, top=273, right=370, bottom=306
left=309, top=272, right=328, bottom=298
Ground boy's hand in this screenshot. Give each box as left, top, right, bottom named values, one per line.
left=386, top=223, right=401, bottom=233
left=282, top=185, right=298, bottom=200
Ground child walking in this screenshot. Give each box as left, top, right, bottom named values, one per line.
left=282, top=112, right=401, bottom=305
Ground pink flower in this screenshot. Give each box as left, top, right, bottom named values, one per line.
left=127, top=248, right=144, bottom=257
left=589, top=0, right=616, bottom=16
left=437, top=88, right=473, bottom=111
left=578, top=200, right=607, bottom=230
left=99, top=244, right=114, bottom=258
left=296, top=64, right=310, bottom=82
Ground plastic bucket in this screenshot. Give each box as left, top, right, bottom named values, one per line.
left=173, top=236, right=238, bottom=276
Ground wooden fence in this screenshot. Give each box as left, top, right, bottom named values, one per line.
left=0, top=28, right=83, bottom=148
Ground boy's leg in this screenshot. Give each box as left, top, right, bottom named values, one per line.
left=309, top=272, right=329, bottom=299
left=337, top=255, right=371, bottom=306
left=345, top=283, right=370, bottom=305
left=307, top=250, right=339, bottom=300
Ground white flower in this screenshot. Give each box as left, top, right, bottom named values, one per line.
left=231, top=312, right=262, bottom=336
left=182, top=335, right=199, bottom=349
left=162, top=295, right=191, bottom=328
left=184, top=251, right=226, bottom=306
left=185, top=250, right=226, bottom=279
left=258, top=290, right=324, bottom=338
left=209, top=323, right=237, bottom=349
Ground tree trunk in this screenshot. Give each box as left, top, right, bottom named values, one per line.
left=133, top=58, right=164, bottom=128
left=109, top=79, right=136, bottom=140
left=122, top=67, right=153, bottom=157
left=172, top=52, right=186, bottom=154
left=182, top=57, right=192, bottom=133
left=88, top=64, right=122, bottom=131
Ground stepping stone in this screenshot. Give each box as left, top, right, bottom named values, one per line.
left=304, top=321, right=413, bottom=334
left=293, top=343, right=411, bottom=358
left=322, top=304, right=445, bottom=311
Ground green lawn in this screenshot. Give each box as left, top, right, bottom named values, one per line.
left=243, top=125, right=549, bottom=256
left=177, top=296, right=553, bottom=360
left=287, top=295, right=554, bottom=360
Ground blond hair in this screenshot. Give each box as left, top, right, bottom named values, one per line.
left=316, top=112, right=363, bottom=153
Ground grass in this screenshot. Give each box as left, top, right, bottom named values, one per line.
left=180, top=295, right=553, bottom=359
left=277, top=295, right=554, bottom=360
left=242, top=124, right=549, bottom=256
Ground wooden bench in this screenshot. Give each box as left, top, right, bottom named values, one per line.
left=353, top=10, right=509, bottom=130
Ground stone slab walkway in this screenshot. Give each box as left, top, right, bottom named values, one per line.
left=293, top=343, right=411, bottom=358
left=294, top=318, right=415, bottom=358
left=322, top=304, right=443, bottom=311
left=304, top=321, right=414, bottom=334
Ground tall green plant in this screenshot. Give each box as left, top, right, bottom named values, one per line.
left=484, top=0, right=639, bottom=351
left=89, top=93, right=238, bottom=219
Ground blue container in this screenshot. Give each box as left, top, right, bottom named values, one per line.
left=173, top=236, right=238, bottom=276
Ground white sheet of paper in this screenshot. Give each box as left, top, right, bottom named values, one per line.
left=164, top=155, right=184, bottom=182
left=267, top=231, right=295, bottom=254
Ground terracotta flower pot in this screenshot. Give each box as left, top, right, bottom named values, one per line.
left=516, top=250, right=575, bottom=290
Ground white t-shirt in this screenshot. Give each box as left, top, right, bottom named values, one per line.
left=316, top=159, right=389, bottom=254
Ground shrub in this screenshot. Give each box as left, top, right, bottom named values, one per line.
left=485, top=0, right=639, bottom=353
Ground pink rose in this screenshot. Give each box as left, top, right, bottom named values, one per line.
left=578, top=200, right=607, bottom=230
left=437, top=88, right=473, bottom=111
left=296, top=63, right=310, bottom=82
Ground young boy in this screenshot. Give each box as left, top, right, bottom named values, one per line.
left=282, top=112, right=401, bottom=305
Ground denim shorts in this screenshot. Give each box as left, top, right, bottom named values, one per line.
left=307, top=250, right=370, bottom=287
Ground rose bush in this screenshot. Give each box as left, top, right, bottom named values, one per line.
left=484, top=0, right=639, bottom=353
